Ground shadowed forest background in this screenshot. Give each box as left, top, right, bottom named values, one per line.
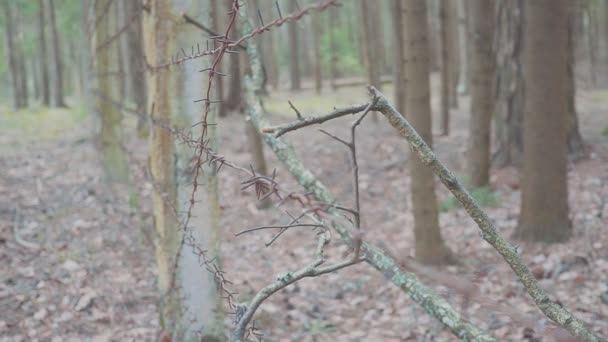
left=1, top=0, right=608, bottom=341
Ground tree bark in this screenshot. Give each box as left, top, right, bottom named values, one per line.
left=467, top=0, right=496, bottom=188
left=392, top=0, right=405, bottom=113
left=3, top=1, right=24, bottom=110
left=38, top=0, right=50, bottom=106
left=402, top=0, right=456, bottom=265
left=516, top=0, right=572, bottom=242
left=567, top=6, right=585, bottom=160
left=125, top=0, right=149, bottom=137
left=288, top=0, right=301, bottom=90
left=447, top=0, right=459, bottom=109
left=360, top=0, right=382, bottom=92
left=95, top=0, right=129, bottom=183
left=225, top=0, right=243, bottom=111
left=494, top=0, right=524, bottom=167
left=328, top=6, right=339, bottom=90
left=49, top=0, right=66, bottom=107
left=439, top=0, right=450, bottom=135
left=144, top=0, right=223, bottom=339
left=312, top=12, right=323, bottom=94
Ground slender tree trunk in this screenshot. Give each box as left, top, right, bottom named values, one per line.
left=457, top=0, right=470, bottom=95
left=448, top=0, right=459, bottom=109
left=16, top=18, right=29, bottom=109
left=494, top=0, right=524, bottom=167
left=360, top=0, right=382, bottom=91
left=312, top=13, right=323, bottom=94
left=288, top=0, right=301, bottom=90
left=467, top=0, right=496, bottom=188
left=48, top=0, right=66, bottom=107
left=392, top=0, right=405, bottom=113
left=402, top=0, right=456, bottom=265
left=516, top=0, right=572, bottom=242
left=439, top=0, right=450, bottom=135
left=125, top=0, right=148, bottom=137
left=144, top=1, right=223, bottom=339
left=3, top=1, right=23, bottom=110
left=32, top=58, right=40, bottom=100
left=568, top=6, right=585, bottom=160
left=95, top=0, right=129, bottom=183
left=38, top=0, right=50, bottom=106
left=328, top=6, right=339, bottom=90
left=113, top=1, right=126, bottom=106
left=225, top=0, right=243, bottom=111
left=260, top=1, right=278, bottom=90
left=597, top=0, right=608, bottom=86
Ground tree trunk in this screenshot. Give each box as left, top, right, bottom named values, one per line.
left=95, top=0, right=129, bottom=183
left=360, top=0, right=382, bottom=91
left=225, top=0, right=243, bottom=111
left=38, top=0, right=50, bottom=106
left=457, top=0, right=470, bottom=95
left=439, top=0, right=450, bottom=135
left=3, top=1, right=24, bottom=110
left=494, top=0, right=524, bottom=167
left=113, top=1, right=126, bottom=106
left=49, top=0, right=66, bottom=107
left=125, top=0, right=148, bottom=137
left=392, top=0, right=405, bottom=113
left=567, top=6, right=585, bottom=160
left=447, top=0, right=459, bottom=109
left=312, top=12, right=323, bottom=94
left=288, top=0, right=301, bottom=90
left=144, top=0, right=223, bottom=339
left=260, top=1, right=278, bottom=90
left=597, top=0, right=608, bottom=86
left=328, top=6, right=339, bottom=90
left=467, top=0, right=496, bottom=188
left=402, top=0, right=456, bottom=265
left=516, top=0, right=572, bottom=242
left=32, top=58, right=40, bottom=100
left=16, top=16, right=29, bottom=109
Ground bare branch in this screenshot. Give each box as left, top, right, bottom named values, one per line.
left=262, top=102, right=372, bottom=137
left=230, top=230, right=363, bottom=342
left=368, top=86, right=603, bottom=342
left=182, top=13, right=247, bottom=50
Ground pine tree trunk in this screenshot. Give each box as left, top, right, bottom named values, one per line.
left=439, top=0, right=450, bottom=136
left=392, top=0, right=405, bottom=113
left=494, top=0, right=524, bottom=167
left=448, top=0, right=459, bottom=109
left=402, top=0, right=456, bottom=265
left=49, top=0, right=66, bottom=107
left=113, top=2, right=126, bottom=106
left=3, top=1, right=24, bottom=110
left=95, top=0, right=129, bottom=183
left=144, top=0, right=223, bottom=339
left=329, top=6, right=339, bottom=90
left=467, top=0, right=496, bottom=188
left=312, top=13, right=323, bottom=94
left=125, top=0, right=148, bottom=137
left=288, top=0, right=301, bottom=90
left=225, top=0, right=243, bottom=111
left=38, top=0, right=50, bottom=106
left=16, top=17, right=29, bottom=109
left=360, top=0, right=382, bottom=91
left=260, top=1, right=278, bottom=90
left=567, top=6, right=585, bottom=160
left=457, top=0, right=470, bottom=95
left=516, top=0, right=572, bottom=242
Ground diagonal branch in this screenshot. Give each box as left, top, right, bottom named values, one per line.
left=262, top=102, right=371, bottom=137
left=241, top=11, right=494, bottom=342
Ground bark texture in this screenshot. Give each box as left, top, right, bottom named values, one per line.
left=402, top=0, right=455, bottom=265
left=49, top=0, right=66, bottom=107
left=516, top=0, right=572, bottom=242
left=288, top=0, right=301, bottom=90
left=467, top=0, right=496, bottom=188
left=38, top=0, right=50, bottom=106
left=95, top=0, right=129, bottom=183
left=125, top=0, right=148, bottom=138
left=360, top=0, right=382, bottom=91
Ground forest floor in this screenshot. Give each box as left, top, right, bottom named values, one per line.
left=2, top=82, right=608, bottom=342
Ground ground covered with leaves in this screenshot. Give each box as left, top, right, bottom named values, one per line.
left=2, top=85, right=608, bottom=341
